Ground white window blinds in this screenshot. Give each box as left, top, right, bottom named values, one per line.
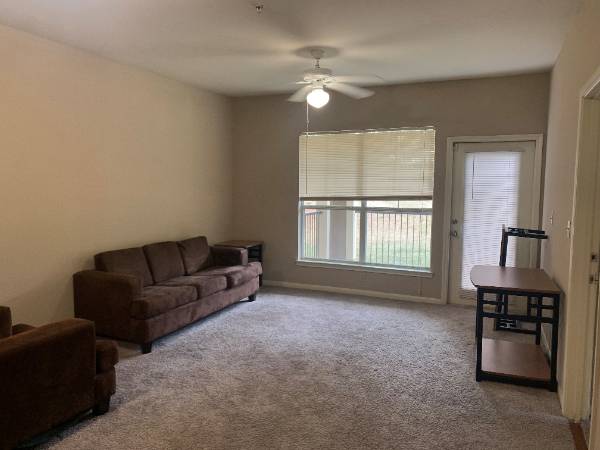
left=299, top=127, right=435, bottom=199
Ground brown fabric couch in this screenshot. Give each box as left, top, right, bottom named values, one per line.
left=73, top=236, right=261, bottom=353
left=0, top=306, right=118, bottom=450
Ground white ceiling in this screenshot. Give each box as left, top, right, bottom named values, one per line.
left=0, top=0, right=580, bottom=96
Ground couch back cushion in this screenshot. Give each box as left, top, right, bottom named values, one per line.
left=0, top=306, right=11, bottom=338
left=177, top=236, right=213, bottom=275
left=143, top=242, right=185, bottom=283
left=94, top=247, right=154, bottom=287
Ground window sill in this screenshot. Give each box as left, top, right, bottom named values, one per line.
left=296, top=259, right=433, bottom=278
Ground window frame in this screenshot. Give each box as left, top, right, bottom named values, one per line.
left=297, top=126, right=436, bottom=276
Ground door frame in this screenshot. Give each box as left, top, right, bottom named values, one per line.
left=441, top=134, right=544, bottom=305
left=569, top=66, right=600, bottom=442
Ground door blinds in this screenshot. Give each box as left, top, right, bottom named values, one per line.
left=460, top=151, right=521, bottom=294
left=299, top=127, right=435, bottom=199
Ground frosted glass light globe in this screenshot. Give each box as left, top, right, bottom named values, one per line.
left=306, top=88, right=330, bottom=108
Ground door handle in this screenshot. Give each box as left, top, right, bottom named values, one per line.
left=450, top=230, right=459, bottom=238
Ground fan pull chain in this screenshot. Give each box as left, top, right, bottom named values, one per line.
left=305, top=101, right=310, bottom=196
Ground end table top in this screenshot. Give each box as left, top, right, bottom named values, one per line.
left=214, top=240, right=263, bottom=249
left=470, top=266, right=560, bottom=295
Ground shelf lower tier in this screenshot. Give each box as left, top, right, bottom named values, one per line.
left=481, top=338, right=550, bottom=381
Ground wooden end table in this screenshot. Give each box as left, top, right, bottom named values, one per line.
left=470, top=265, right=561, bottom=391
left=214, top=240, right=263, bottom=286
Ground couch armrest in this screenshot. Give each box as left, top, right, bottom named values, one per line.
left=11, top=323, right=36, bottom=335
left=0, top=319, right=96, bottom=448
left=211, top=246, right=248, bottom=266
left=73, top=270, right=141, bottom=339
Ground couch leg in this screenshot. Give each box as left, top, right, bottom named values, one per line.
left=141, top=342, right=153, bottom=354
left=93, top=398, right=110, bottom=415
left=248, top=293, right=257, bottom=302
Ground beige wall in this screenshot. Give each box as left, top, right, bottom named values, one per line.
left=0, top=25, right=233, bottom=325
left=232, top=73, right=550, bottom=299
left=540, top=0, right=600, bottom=415
left=542, top=0, right=600, bottom=287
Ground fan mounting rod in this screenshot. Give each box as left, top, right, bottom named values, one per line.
left=310, top=48, right=326, bottom=63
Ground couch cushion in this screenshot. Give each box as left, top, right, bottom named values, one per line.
left=193, top=265, right=257, bottom=288
left=159, top=275, right=227, bottom=298
left=177, top=236, right=213, bottom=275
left=131, top=285, right=196, bottom=319
left=143, top=242, right=185, bottom=283
left=94, top=247, right=154, bottom=287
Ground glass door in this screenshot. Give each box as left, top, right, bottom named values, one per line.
left=448, top=141, right=538, bottom=303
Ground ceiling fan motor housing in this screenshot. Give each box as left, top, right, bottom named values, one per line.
left=303, top=67, right=333, bottom=83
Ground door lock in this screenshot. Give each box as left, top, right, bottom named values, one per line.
left=450, top=230, right=459, bottom=238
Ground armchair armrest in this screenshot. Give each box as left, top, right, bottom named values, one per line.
left=73, top=270, right=141, bottom=339
left=211, top=246, right=248, bottom=266
left=95, top=339, right=119, bottom=373
left=0, top=319, right=96, bottom=448
left=93, top=339, right=118, bottom=411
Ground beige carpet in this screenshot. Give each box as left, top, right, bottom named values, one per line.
left=40, top=287, right=573, bottom=449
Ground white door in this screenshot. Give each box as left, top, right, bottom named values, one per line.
left=448, top=140, right=540, bottom=304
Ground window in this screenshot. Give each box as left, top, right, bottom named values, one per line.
left=298, top=128, right=435, bottom=272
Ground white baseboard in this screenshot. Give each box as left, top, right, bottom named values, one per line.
left=263, top=280, right=443, bottom=305
left=448, top=298, right=475, bottom=306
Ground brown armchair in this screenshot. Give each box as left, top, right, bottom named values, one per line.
left=0, top=306, right=118, bottom=450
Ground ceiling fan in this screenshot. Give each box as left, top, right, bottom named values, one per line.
left=288, top=48, right=381, bottom=108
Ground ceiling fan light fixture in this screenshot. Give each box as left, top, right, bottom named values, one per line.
left=306, top=87, right=329, bottom=108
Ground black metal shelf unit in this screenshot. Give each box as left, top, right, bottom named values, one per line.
left=495, top=226, right=548, bottom=335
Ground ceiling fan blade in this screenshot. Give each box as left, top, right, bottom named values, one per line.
left=327, top=82, right=374, bottom=99
left=331, top=75, right=383, bottom=84
left=295, top=80, right=312, bottom=85
left=288, top=85, right=314, bottom=102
